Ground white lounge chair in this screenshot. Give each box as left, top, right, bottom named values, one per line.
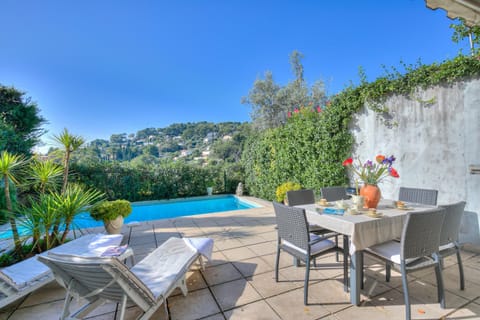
left=0, top=233, right=124, bottom=309
left=38, top=237, right=213, bottom=320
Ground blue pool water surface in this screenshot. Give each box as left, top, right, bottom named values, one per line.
left=0, top=195, right=259, bottom=239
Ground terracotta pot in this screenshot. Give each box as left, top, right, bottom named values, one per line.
left=104, top=216, right=124, bottom=234
left=360, top=184, right=381, bottom=208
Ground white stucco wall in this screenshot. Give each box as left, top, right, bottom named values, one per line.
left=351, top=78, right=480, bottom=248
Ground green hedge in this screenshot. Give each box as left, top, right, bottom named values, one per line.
left=70, top=160, right=243, bottom=201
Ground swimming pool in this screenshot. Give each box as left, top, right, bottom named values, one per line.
left=0, top=195, right=260, bottom=239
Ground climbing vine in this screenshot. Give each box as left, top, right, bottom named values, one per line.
left=242, top=54, right=480, bottom=200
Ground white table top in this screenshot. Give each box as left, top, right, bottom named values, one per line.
left=299, top=199, right=435, bottom=254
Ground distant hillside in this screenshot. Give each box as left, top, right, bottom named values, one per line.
left=62, top=121, right=251, bottom=165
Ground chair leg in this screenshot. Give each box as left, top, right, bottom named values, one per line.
left=456, top=247, right=465, bottom=290
left=360, top=251, right=364, bottom=290
left=435, top=261, right=446, bottom=308
left=343, top=235, right=349, bottom=292
left=335, top=235, right=339, bottom=262
left=401, top=264, right=411, bottom=320
left=275, top=247, right=280, bottom=282
left=304, top=256, right=310, bottom=305
left=386, top=263, right=391, bottom=282
left=117, top=294, right=128, bottom=320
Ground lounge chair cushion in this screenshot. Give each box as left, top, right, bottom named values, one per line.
left=130, top=238, right=195, bottom=298
left=0, top=234, right=123, bottom=290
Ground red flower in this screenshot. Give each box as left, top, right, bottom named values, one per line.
left=287, top=111, right=292, bottom=118
left=342, top=158, right=353, bottom=166
left=389, top=167, right=399, bottom=178
left=294, top=108, right=299, bottom=113
left=316, top=106, right=322, bottom=113
left=375, top=155, right=385, bottom=163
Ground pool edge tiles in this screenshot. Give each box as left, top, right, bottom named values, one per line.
left=0, top=195, right=263, bottom=239
left=130, top=194, right=260, bottom=208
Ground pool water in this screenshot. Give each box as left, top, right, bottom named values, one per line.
left=0, top=195, right=259, bottom=239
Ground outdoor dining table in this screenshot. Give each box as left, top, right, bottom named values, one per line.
left=297, top=199, right=436, bottom=306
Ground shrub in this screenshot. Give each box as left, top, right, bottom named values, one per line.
left=89, top=199, right=132, bottom=221
left=275, top=182, right=301, bottom=203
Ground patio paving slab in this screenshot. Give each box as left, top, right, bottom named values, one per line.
left=223, top=300, right=281, bottom=319
left=210, top=278, right=263, bottom=311
left=1, top=198, right=479, bottom=319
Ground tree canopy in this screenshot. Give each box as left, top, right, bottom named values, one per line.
left=242, top=50, right=327, bottom=130
left=0, top=85, right=46, bottom=156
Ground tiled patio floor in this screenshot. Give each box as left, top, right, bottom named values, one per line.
left=1, top=197, right=479, bottom=320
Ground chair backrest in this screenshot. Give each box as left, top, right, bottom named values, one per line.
left=273, top=202, right=310, bottom=252
left=38, top=254, right=156, bottom=309
left=321, top=186, right=348, bottom=201
left=398, top=187, right=438, bottom=205
left=401, top=208, right=446, bottom=260
left=439, top=201, right=466, bottom=246
left=286, top=189, right=315, bottom=206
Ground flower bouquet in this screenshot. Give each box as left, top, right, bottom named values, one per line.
left=342, top=155, right=399, bottom=208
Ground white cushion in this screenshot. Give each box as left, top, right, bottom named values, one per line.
left=283, top=233, right=335, bottom=255
left=439, top=243, right=455, bottom=252
left=368, top=241, right=419, bottom=265
left=130, top=237, right=198, bottom=298
left=368, top=241, right=402, bottom=264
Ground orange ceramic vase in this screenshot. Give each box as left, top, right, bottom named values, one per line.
left=360, top=184, right=381, bottom=208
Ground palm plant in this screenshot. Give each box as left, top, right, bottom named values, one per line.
left=21, top=194, right=59, bottom=252
left=29, top=158, right=63, bottom=194
left=53, top=184, right=104, bottom=243
left=0, top=151, right=27, bottom=257
left=52, top=128, right=85, bottom=194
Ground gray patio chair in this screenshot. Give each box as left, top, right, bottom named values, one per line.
left=286, top=189, right=342, bottom=264
left=320, top=186, right=350, bottom=262
left=439, top=201, right=467, bottom=290
left=38, top=237, right=213, bottom=320
left=320, top=186, right=350, bottom=202
left=286, top=189, right=339, bottom=237
left=398, top=186, right=438, bottom=205
left=273, top=202, right=346, bottom=305
left=362, top=208, right=446, bottom=320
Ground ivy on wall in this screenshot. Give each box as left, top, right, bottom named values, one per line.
left=242, top=55, right=480, bottom=200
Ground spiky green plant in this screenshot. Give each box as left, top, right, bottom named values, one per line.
left=52, top=128, right=85, bottom=194
left=53, top=184, right=104, bottom=243
left=0, top=151, right=27, bottom=257
left=29, top=158, right=63, bottom=194
left=22, top=194, right=60, bottom=252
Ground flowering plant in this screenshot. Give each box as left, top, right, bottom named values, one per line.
left=342, top=154, right=399, bottom=186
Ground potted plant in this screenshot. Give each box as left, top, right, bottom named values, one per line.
left=342, top=155, right=399, bottom=208
left=206, top=178, right=214, bottom=196
left=275, top=182, right=302, bottom=205
left=89, top=200, right=132, bottom=234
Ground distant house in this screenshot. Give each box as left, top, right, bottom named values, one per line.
left=179, top=150, right=192, bottom=157
left=202, top=150, right=211, bottom=157
left=203, top=132, right=216, bottom=144
left=222, top=135, right=232, bottom=141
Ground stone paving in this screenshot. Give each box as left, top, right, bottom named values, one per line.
left=1, top=197, right=479, bottom=320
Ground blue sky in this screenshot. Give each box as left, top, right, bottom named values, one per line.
left=0, top=1, right=469, bottom=147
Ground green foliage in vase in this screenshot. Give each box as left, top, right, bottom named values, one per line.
left=89, top=199, right=132, bottom=222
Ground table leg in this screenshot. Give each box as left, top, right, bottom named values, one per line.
left=343, top=235, right=349, bottom=292
left=350, top=250, right=362, bottom=305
